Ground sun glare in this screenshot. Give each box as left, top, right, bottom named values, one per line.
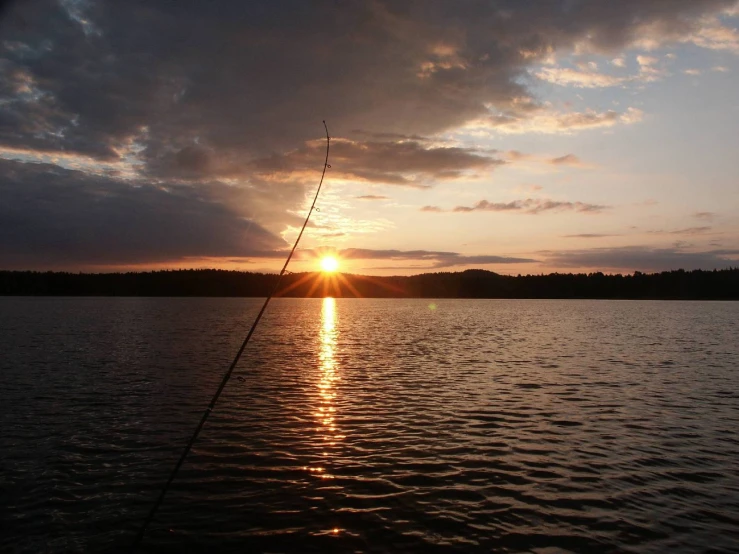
left=320, top=256, right=340, bottom=273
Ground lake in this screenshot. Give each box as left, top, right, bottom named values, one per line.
left=1, top=297, right=738, bottom=553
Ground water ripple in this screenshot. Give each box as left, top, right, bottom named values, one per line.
left=1, top=298, right=738, bottom=552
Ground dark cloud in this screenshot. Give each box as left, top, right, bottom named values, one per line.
left=0, top=158, right=288, bottom=269
left=355, top=195, right=390, bottom=201
left=452, top=198, right=609, bottom=214
left=247, top=139, right=503, bottom=188
left=420, top=205, right=444, bottom=212
left=302, top=248, right=537, bottom=268
left=543, top=246, right=739, bottom=272
left=1, top=0, right=735, bottom=165
left=430, top=254, right=537, bottom=269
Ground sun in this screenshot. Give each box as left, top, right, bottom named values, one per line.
left=320, top=256, right=340, bottom=273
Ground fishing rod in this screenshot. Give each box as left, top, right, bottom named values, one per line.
left=132, top=121, right=331, bottom=549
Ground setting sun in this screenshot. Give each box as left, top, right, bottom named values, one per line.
left=320, top=256, right=339, bottom=273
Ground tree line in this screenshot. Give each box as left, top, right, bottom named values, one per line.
left=1, top=268, right=738, bottom=299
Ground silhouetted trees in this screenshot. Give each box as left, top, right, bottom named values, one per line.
left=1, top=268, right=738, bottom=299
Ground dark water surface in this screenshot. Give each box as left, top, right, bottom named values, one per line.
left=1, top=298, right=738, bottom=553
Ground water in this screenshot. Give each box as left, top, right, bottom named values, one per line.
left=1, top=298, right=738, bottom=553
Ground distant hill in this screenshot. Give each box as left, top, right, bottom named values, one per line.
left=1, top=268, right=738, bottom=299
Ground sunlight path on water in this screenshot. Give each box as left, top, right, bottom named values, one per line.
left=307, top=297, right=345, bottom=537
left=308, top=298, right=341, bottom=479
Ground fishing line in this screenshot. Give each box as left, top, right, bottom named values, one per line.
left=132, top=121, right=331, bottom=549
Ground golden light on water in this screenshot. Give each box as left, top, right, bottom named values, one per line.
left=319, top=297, right=338, bottom=430
left=307, top=297, right=341, bottom=483
left=320, top=256, right=339, bottom=273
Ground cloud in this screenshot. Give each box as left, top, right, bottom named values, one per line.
left=629, top=11, right=739, bottom=52
left=430, top=255, right=536, bottom=269
left=420, top=205, right=444, bottom=212
left=548, top=154, right=583, bottom=166
left=669, top=226, right=713, bottom=235
left=536, top=53, right=670, bottom=89
left=0, top=158, right=289, bottom=269
left=355, top=195, right=390, bottom=201
left=501, top=149, right=588, bottom=168
left=317, top=248, right=537, bottom=268
left=683, top=68, right=702, bottom=75
left=687, top=17, right=739, bottom=53
left=636, top=55, right=659, bottom=67
left=648, top=226, right=714, bottom=235
left=563, top=233, right=620, bottom=238
left=543, top=246, right=739, bottom=272
left=637, top=61, right=668, bottom=82
left=535, top=66, right=629, bottom=88
left=451, top=198, right=609, bottom=215
left=247, top=139, right=504, bottom=188
left=506, top=150, right=532, bottom=161
left=1, top=0, right=734, bottom=165
left=0, top=0, right=736, bottom=268
left=477, top=107, right=644, bottom=134
left=694, top=211, right=717, bottom=219
left=556, top=107, right=644, bottom=129
left=350, top=130, right=432, bottom=142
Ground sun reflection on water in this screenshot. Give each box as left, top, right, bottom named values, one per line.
left=307, top=297, right=342, bottom=481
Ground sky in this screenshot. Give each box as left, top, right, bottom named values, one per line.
left=1, top=0, right=738, bottom=276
